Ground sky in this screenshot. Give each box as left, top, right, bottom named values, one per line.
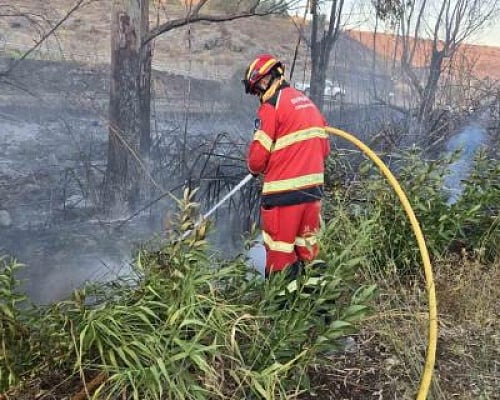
left=465, top=24, right=500, bottom=47
left=292, top=0, right=500, bottom=48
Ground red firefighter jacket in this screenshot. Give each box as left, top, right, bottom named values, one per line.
left=247, top=83, right=330, bottom=207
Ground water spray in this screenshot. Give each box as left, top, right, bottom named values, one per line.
left=181, top=173, right=254, bottom=239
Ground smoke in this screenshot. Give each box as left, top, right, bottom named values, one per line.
left=6, top=218, right=157, bottom=304
left=444, top=120, right=488, bottom=205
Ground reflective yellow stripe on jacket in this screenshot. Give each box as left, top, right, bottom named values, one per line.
left=253, top=130, right=274, bottom=152
left=263, top=173, right=324, bottom=194
left=274, top=127, right=327, bottom=151
left=253, top=127, right=327, bottom=153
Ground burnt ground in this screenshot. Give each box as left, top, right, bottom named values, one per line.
left=0, top=56, right=252, bottom=303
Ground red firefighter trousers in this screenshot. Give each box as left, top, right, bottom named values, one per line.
left=261, top=200, right=321, bottom=275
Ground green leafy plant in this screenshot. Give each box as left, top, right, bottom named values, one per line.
left=0, top=258, right=29, bottom=391
left=451, top=151, right=500, bottom=260
left=325, top=147, right=499, bottom=277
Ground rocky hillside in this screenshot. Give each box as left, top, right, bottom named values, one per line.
left=1, top=0, right=303, bottom=80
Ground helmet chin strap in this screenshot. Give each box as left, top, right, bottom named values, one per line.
left=259, top=76, right=284, bottom=103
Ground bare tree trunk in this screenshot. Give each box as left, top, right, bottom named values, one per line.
left=139, top=1, right=152, bottom=156
left=309, top=1, right=326, bottom=110
left=418, top=49, right=444, bottom=123
left=105, top=0, right=151, bottom=216
left=309, top=0, right=344, bottom=112
left=309, top=0, right=320, bottom=106
left=310, top=53, right=327, bottom=111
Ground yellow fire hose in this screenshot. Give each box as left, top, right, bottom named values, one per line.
left=326, top=126, right=437, bottom=399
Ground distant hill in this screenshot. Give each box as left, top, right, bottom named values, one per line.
left=2, top=0, right=498, bottom=86
left=347, top=29, right=500, bottom=81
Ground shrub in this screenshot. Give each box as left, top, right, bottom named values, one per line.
left=450, top=151, right=499, bottom=261
left=324, top=148, right=499, bottom=276
left=0, top=257, right=90, bottom=393
left=1, top=189, right=375, bottom=399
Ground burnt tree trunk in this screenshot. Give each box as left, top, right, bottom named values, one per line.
left=105, top=0, right=151, bottom=217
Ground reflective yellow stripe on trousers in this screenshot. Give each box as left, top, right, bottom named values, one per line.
left=295, top=235, right=317, bottom=248
left=263, top=232, right=318, bottom=253
left=262, top=231, right=295, bottom=253
left=262, top=173, right=324, bottom=194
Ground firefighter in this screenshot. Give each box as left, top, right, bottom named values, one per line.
left=242, top=54, right=330, bottom=278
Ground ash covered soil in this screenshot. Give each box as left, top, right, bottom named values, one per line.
left=0, top=56, right=247, bottom=303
